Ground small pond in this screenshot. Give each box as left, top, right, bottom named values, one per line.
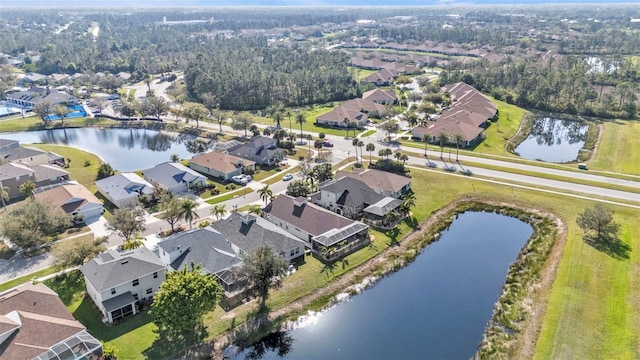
left=231, top=211, right=533, bottom=360
left=514, top=117, right=588, bottom=163
left=0, top=128, right=201, bottom=171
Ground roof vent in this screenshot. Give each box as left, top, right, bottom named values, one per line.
left=121, top=260, right=128, bottom=265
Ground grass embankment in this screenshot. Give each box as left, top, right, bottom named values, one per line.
left=589, top=120, right=640, bottom=176
left=29, top=144, right=103, bottom=192
left=0, top=116, right=120, bottom=133
left=41, top=166, right=640, bottom=359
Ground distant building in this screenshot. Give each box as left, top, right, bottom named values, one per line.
left=5, top=87, right=77, bottom=110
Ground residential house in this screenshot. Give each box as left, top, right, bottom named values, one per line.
left=5, top=87, right=77, bottom=110
left=142, top=162, right=206, bottom=194
left=335, top=169, right=412, bottom=198
left=311, top=176, right=403, bottom=221
left=0, top=162, right=69, bottom=199
left=156, top=227, right=243, bottom=293
left=315, top=106, right=369, bottom=128
left=15, top=72, right=47, bottom=88
left=211, top=212, right=307, bottom=263
left=0, top=139, right=19, bottom=153
left=361, top=68, right=397, bottom=86
left=34, top=183, right=104, bottom=220
left=80, top=247, right=167, bottom=323
left=0, top=144, right=65, bottom=167
left=412, top=82, right=497, bottom=147
left=189, top=151, right=256, bottom=182
left=264, top=195, right=370, bottom=254
left=95, top=173, right=155, bottom=208
left=0, top=283, right=103, bottom=360
left=362, top=88, right=398, bottom=105
left=226, top=136, right=285, bottom=167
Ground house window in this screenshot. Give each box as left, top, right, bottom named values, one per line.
left=133, top=294, right=139, bottom=301
left=110, top=288, right=116, bottom=295
left=146, top=288, right=153, bottom=295
left=153, top=272, right=158, bottom=279
left=132, top=279, right=139, bottom=287
left=290, top=249, right=295, bottom=256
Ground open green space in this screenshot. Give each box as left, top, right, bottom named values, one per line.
left=29, top=144, right=104, bottom=191
left=359, top=129, right=377, bottom=138
left=0, top=116, right=120, bottom=133
left=477, top=98, right=529, bottom=157
left=348, top=66, right=376, bottom=80
left=204, top=188, right=253, bottom=204
left=589, top=120, right=640, bottom=176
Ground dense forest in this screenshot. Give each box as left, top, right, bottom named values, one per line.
left=184, top=37, right=360, bottom=110
left=440, top=56, right=638, bottom=119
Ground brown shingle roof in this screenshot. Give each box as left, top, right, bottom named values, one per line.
left=34, top=184, right=101, bottom=214
left=190, top=151, right=255, bottom=173
left=264, top=194, right=356, bottom=236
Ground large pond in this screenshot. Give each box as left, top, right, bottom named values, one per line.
left=514, top=117, right=588, bottom=163
left=232, top=211, right=533, bottom=360
left=0, top=128, right=200, bottom=171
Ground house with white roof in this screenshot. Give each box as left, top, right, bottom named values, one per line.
left=96, top=173, right=155, bottom=208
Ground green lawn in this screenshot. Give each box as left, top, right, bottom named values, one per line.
left=348, top=67, right=376, bottom=80
left=0, top=116, right=120, bottom=133
left=29, top=144, right=103, bottom=189
left=476, top=98, right=529, bottom=157
left=263, top=166, right=299, bottom=185
left=589, top=120, right=640, bottom=176
left=359, top=129, right=377, bottom=138
left=0, top=267, right=58, bottom=293
left=204, top=188, right=253, bottom=204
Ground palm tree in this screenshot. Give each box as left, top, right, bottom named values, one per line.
left=453, top=133, right=465, bottom=162
left=19, top=181, right=35, bottom=199
left=401, top=192, right=416, bottom=214
left=286, top=110, right=293, bottom=135
left=384, top=210, right=400, bottom=227
left=248, top=204, right=263, bottom=216
left=272, top=111, right=283, bottom=129
left=306, top=134, right=313, bottom=155
left=314, top=139, right=323, bottom=158
left=170, top=153, right=180, bottom=162
left=210, top=204, right=228, bottom=221
left=366, top=143, right=375, bottom=163
left=357, top=141, right=364, bottom=165
left=437, top=132, right=448, bottom=160
left=180, top=198, right=200, bottom=230
left=295, top=112, right=306, bottom=141
left=258, top=185, right=273, bottom=205
left=422, top=134, right=430, bottom=158
left=352, top=138, right=359, bottom=163
left=122, top=234, right=145, bottom=250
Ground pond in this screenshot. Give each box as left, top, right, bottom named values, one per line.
left=514, top=117, right=588, bottom=163
left=0, top=128, right=201, bottom=171
left=231, top=211, right=533, bottom=360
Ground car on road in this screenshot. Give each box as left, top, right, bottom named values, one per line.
left=322, top=141, right=333, bottom=147
left=578, top=163, right=588, bottom=170
left=282, top=174, right=293, bottom=181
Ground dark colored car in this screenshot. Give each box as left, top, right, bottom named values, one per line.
left=322, top=141, right=333, bottom=147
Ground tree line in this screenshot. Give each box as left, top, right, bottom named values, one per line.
left=185, top=37, right=360, bottom=110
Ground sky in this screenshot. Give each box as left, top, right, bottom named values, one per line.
left=8, top=0, right=640, bottom=7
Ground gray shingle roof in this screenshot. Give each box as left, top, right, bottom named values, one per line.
left=320, top=177, right=386, bottom=208
left=31, top=164, right=69, bottom=182
left=95, top=173, right=155, bottom=202
left=102, top=292, right=136, bottom=312
left=80, top=247, right=166, bottom=293
left=211, top=212, right=306, bottom=256
left=264, top=195, right=366, bottom=237
left=0, top=162, right=33, bottom=181
left=143, top=162, right=205, bottom=188
left=156, top=227, right=242, bottom=276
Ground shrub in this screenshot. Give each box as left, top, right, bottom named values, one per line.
left=83, top=160, right=91, bottom=167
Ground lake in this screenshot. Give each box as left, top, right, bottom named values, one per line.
left=0, top=128, right=199, bottom=171
left=232, top=211, right=533, bottom=360
left=514, top=117, right=588, bottom=163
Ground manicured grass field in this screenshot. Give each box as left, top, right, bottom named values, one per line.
left=0, top=267, right=58, bottom=293
left=29, top=144, right=103, bottom=190
left=589, top=120, right=640, bottom=176
left=476, top=98, right=529, bottom=157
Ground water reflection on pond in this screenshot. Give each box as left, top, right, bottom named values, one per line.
left=231, top=212, right=533, bottom=360
left=1, top=128, right=205, bottom=171
left=514, top=117, right=588, bottom=163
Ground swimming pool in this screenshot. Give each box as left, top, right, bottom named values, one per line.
left=44, top=104, right=87, bottom=121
